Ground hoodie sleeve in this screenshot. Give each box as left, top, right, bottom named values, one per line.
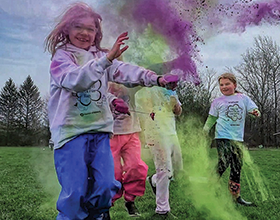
left=50, top=49, right=112, bottom=92
left=107, top=60, right=160, bottom=87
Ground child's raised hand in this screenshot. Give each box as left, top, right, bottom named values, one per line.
left=107, top=32, right=129, bottom=62
left=158, top=74, right=179, bottom=90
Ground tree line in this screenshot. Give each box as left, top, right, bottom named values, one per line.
left=0, top=76, right=49, bottom=146
left=0, top=36, right=279, bottom=147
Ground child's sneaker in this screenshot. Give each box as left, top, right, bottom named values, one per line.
left=102, top=211, right=111, bottom=220
left=153, top=212, right=178, bottom=219
left=89, top=210, right=110, bottom=220
left=147, top=175, right=156, bottom=195
left=236, top=196, right=256, bottom=206
left=125, top=201, right=141, bottom=217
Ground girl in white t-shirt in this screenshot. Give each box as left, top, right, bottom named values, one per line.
left=204, top=73, right=260, bottom=206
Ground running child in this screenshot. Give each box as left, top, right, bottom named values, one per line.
left=45, top=2, right=178, bottom=220
left=136, top=86, right=183, bottom=217
left=203, top=73, right=260, bottom=206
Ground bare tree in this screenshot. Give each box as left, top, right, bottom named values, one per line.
left=235, top=36, right=280, bottom=147
left=41, top=95, right=51, bottom=146
left=177, top=68, right=218, bottom=120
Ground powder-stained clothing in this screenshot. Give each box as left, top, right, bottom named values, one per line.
left=209, top=93, right=258, bottom=141
left=216, top=139, right=243, bottom=183
left=208, top=93, right=259, bottom=187
left=108, top=84, right=141, bottom=134
left=136, top=86, right=183, bottom=214
left=48, top=43, right=160, bottom=220
left=48, top=44, right=159, bottom=150
left=108, top=83, right=148, bottom=203
left=54, top=133, right=118, bottom=220
left=110, top=132, right=147, bottom=203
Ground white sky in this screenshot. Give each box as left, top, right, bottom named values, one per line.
left=1, top=0, right=280, bottom=96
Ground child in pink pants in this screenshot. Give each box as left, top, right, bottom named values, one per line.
left=108, top=83, right=148, bottom=217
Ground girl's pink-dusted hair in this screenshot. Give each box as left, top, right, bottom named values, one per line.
left=218, top=73, right=240, bottom=93
left=45, top=2, right=106, bottom=56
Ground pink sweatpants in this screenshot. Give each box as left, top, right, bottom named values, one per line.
left=110, top=132, right=148, bottom=203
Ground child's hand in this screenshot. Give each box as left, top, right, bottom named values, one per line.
left=107, top=32, right=129, bottom=62
left=249, top=109, right=260, bottom=117
left=158, top=74, right=179, bottom=90
left=170, top=96, right=181, bottom=115
left=173, top=103, right=182, bottom=116
left=112, top=98, right=130, bottom=115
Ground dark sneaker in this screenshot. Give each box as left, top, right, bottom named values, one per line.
left=90, top=211, right=111, bottom=220
left=147, top=175, right=156, bottom=195
left=153, top=212, right=178, bottom=219
left=102, top=211, right=111, bottom=220
left=125, top=201, right=141, bottom=217
left=236, top=196, right=256, bottom=206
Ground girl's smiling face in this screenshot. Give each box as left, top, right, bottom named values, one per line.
left=219, top=78, right=236, bottom=96
left=68, top=16, right=97, bottom=50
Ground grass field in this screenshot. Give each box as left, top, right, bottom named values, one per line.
left=0, top=146, right=280, bottom=220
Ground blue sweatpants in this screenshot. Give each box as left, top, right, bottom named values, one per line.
left=54, top=133, right=121, bottom=220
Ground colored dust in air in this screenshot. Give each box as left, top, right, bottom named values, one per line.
left=32, top=0, right=280, bottom=216
left=100, top=0, right=280, bottom=84
left=174, top=115, right=273, bottom=219
left=138, top=110, right=274, bottom=219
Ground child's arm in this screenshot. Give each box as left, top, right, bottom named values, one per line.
left=203, top=115, right=218, bottom=133
left=51, top=32, right=130, bottom=92
left=109, top=62, right=178, bottom=90
left=50, top=50, right=112, bottom=92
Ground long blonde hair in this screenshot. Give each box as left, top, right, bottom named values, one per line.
left=218, top=73, right=240, bottom=93
left=45, top=2, right=106, bottom=57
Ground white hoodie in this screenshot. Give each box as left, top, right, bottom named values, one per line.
left=48, top=44, right=159, bottom=149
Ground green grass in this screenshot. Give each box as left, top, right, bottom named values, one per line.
left=0, top=147, right=280, bottom=220
left=0, top=147, right=58, bottom=220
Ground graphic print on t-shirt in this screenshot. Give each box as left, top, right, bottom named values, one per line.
left=226, top=103, right=243, bottom=121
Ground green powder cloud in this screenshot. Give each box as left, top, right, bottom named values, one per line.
left=123, top=24, right=170, bottom=70
left=176, top=116, right=247, bottom=220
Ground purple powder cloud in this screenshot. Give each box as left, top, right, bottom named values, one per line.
left=130, top=0, right=200, bottom=84
left=98, top=0, right=280, bottom=85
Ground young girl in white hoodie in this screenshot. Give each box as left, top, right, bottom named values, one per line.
left=45, top=2, right=178, bottom=220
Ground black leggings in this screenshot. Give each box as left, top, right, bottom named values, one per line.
left=216, top=139, right=243, bottom=183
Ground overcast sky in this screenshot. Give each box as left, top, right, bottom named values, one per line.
left=1, top=0, right=280, bottom=96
